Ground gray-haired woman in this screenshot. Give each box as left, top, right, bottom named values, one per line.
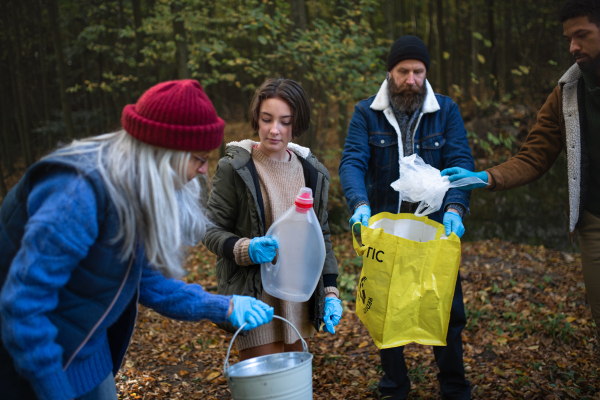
left=0, top=80, right=273, bottom=400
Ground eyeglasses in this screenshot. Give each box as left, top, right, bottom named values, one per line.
left=192, top=154, right=208, bottom=166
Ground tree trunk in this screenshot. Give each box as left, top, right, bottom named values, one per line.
left=318, top=99, right=331, bottom=151
left=424, top=0, right=432, bottom=52
left=470, top=0, right=479, bottom=99
left=0, top=158, right=7, bottom=200
left=37, top=0, right=51, bottom=127
left=395, top=0, right=404, bottom=38
left=290, top=0, right=308, bottom=31
left=0, top=79, right=14, bottom=175
left=0, top=12, right=14, bottom=174
left=458, top=0, right=469, bottom=97
left=487, top=0, right=498, bottom=100
left=98, top=53, right=109, bottom=132
left=411, top=0, right=417, bottom=34
left=146, top=0, right=156, bottom=14
left=117, top=0, right=132, bottom=105
left=435, top=0, right=448, bottom=95
left=9, top=1, right=34, bottom=166
left=385, top=0, right=394, bottom=41
left=502, top=0, right=514, bottom=95
left=46, top=0, right=75, bottom=140
left=265, top=0, right=276, bottom=18
left=81, top=54, right=92, bottom=137
left=171, top=1, right=190, bottom=79
left=291, top=0, right=311, bottom=149
left=0, top=74, right=7, bottom=201
left=132, top=0, right=145, bottom=92
left=338, top=100, right=348, bottom=149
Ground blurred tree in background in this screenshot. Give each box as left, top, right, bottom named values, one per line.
left=0, top=0, right=572, bottom=200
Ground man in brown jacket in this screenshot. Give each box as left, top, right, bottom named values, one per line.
left=441, top=0, right=600, bottom=338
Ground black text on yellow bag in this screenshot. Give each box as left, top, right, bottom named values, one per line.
left=352, top=212, right=461, bottom=349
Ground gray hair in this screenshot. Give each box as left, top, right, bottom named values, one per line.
left=47, top=130, right=208, bottom=278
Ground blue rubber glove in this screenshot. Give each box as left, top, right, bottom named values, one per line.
left=440, top=167, right=488, bottom=190
left=249, top=237, right=279, bottom=264
left=349, top=205, right=371, bottom=231
left=443, top=211, right=465, bottom=238
left=322, top=297, right=343, bottom=334
left=228, top=295, right=274, bottom=331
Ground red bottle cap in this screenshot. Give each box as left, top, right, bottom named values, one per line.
left=294, top=188, right=313, bottom=209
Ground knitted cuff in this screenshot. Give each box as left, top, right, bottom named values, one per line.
left=353, top=201, right=369, bottom=213
left=445, top=203, right=465, bottom=219
left=323, top=274, right=338, bottom=288
left=234, top=238, right=254, bottom=266
left=223, top=237, right=238, bottom=261
left=324, top=286, right=340, bottom=299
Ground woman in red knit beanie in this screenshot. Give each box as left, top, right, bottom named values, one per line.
left=0, top=80, right=273, bottom=400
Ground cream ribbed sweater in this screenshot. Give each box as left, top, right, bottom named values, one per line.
left=234, top=147, right=314, bottom=351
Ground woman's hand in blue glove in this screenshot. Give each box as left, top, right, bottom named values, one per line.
left=440, top=167, right=489, bottom=190
left=249, top=237, right=279, bottom=264
left=228, top=295, right=274, bottom=331
left=322, top=297, right=343, bottom=334
left=349, top=205, right=371, bottom=231
left=443, top=211, right=465, bottom=238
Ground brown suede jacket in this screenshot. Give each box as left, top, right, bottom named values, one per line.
left=486, top=64, right=586, bottom=237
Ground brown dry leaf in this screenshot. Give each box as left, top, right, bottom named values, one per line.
left=205, top=372, right=220, bottom=382
left=357, top=341, right=369, bottom=348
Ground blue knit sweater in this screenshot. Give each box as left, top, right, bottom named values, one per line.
left=0, top=164, right=230, bottom=400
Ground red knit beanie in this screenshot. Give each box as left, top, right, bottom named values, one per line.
left=122, top=80, right=225, bottom=151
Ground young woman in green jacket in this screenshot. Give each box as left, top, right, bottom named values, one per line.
left=203, top=78, right=342, bottom=361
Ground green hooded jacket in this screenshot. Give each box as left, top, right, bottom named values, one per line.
left=203, top=140, right=339, bottom=334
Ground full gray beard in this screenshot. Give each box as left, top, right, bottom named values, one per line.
left=387, top=77, right=426, bottom=114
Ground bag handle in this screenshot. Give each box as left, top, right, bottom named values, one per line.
left=223, top=315, right=308, bottom=379
left=351, top=221, right=369, bottom=256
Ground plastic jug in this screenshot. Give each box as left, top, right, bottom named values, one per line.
left=261, top=188, right=326, bottom=302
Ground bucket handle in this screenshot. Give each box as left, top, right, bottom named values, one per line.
left=223, top=315, right=308, bottom=379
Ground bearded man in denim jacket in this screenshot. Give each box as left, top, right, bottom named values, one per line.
left=339, top=36, right=474, bottom=400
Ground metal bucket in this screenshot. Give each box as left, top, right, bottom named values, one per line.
left=223, top=315, right=313, bottom=400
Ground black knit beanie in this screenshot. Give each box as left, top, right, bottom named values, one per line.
left=387, top=35, right=430, bottom=71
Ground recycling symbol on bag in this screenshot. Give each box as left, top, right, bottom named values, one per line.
left=358, top=277, right=373, bottom=314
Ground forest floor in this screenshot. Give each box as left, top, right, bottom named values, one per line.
left=115, top=235, right=599, bottom=400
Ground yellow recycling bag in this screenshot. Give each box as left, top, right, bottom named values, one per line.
left=352, top=212, right=461, bottom=349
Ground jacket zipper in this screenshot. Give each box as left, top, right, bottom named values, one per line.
left=384, top=107, right=425, bottom=213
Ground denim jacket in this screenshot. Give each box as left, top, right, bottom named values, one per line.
left=339, top=79, right=475, bottom=224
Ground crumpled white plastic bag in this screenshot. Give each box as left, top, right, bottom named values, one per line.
left=390, top=154, right=486, bottom=217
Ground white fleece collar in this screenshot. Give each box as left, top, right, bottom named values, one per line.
left=226, top=139, right=312, bottom=160
left=559, top=63, right=582, bottom=86
left=370, top=78, right=440, bottom=114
